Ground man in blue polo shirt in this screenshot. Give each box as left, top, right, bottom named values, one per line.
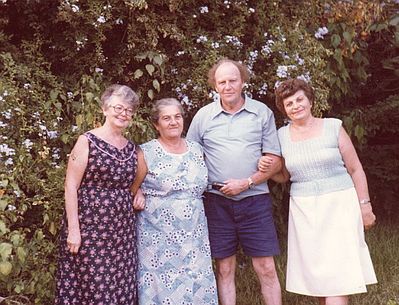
left=186, top=58, right=283, bottom=305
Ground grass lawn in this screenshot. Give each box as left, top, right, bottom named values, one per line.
left=234, top=221, right=399, bottom=305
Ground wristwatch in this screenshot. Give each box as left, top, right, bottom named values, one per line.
left=359, top=199, right=371, bottom=205
left=247, top=177, right=255, bottom=189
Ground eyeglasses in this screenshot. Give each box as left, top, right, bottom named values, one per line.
left=110, top=104, right=135, bottom=116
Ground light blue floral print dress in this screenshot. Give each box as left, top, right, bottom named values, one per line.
left=137, top=139, right=218, bottom=305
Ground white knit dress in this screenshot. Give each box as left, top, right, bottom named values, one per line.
left=279, top=118, right=377, bottom=296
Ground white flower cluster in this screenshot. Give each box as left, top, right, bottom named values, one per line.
left=258, top=83, right=268, bottom=96
left=196, top=35, right=208, bottom=43
left=0, top=91, right=6, bottom=103
left=223, top=0, right=231, bottom=8
left=115, top=18, right=123, bottom=25
left=315, top=27, right=328, bottom=39
left=0, top=143, right=15, bottom=156
left=246, top=50, right=258, bottom=73
left=175, top=82, right=193, bottom=107
left=0, top=143, right=15, bottom=166
left=295, top=53, right=305, bottom=65
left=22, top=139, right=33, bottom=150
left=199, top=6, right=209, bottom=13
left=71, top=4, right=79, bottom=12
left=276, top=65, right=297, bottom=78
left=1, top=109, right=11, bottom=119
left=261, top=38, right=274, bottom=56
left=76, top=37, right=88, bottom=51
left=209, top=91, right=220, bottom=103
left=52, top=148, right=61, bottom=160
left=225, top=35, right=243, bottom=48
left=38, top=123, right=59, bottom=139
left=297, top=73, right=311, bottom=83
left=97, top=16, right=106, bottom=24
left=211, top=42, right=220, bottom=49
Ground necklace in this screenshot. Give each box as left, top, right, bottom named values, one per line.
left=86, top=133, right=135, bottom=164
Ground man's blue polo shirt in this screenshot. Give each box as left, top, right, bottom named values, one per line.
left=186, top=95, right=281, bottom=201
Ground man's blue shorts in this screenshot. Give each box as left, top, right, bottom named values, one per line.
left=203, top=192, right=280, bottom=259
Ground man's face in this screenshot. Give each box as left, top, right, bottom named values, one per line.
left=214, top=62, right=244, bottom=105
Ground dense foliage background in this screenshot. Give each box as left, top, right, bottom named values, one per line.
left=0, top=0, right=398, bottom=303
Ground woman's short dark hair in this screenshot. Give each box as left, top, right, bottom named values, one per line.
left=275, top=78, right=315, bottom=117
left=100, top=84, right=140, bottom=109
left=150, top=98, right=185, bottom=124
left=207, top=58, right=250, bottom=88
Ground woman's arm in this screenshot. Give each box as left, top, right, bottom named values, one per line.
left=131, top=147, right=148, bottom=210
left=64, top=135, right=89, bottom=254
left=338, top=126, right=376, bottom=229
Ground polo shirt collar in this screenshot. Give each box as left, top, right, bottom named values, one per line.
left=210, top=94, right=258, bottom=119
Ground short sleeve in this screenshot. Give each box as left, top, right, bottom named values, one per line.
left=186, top=112, right=203, bottom=145
left=261, top=110, right=281, bottom=156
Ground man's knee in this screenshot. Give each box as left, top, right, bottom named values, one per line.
left=252, top=257, right=278, bottom=279
left=216, top=256, right=236, bottom=280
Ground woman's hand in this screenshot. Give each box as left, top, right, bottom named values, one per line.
left=258, top=156, right=274, bottom=173
left=67, top=228, right=81, bottom=254
left=360, top=203, right=376, bottom=230
left=133, top=188, right=146, bottom=210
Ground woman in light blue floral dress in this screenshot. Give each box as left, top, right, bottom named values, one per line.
left=136, top=98, right=218, bottom=305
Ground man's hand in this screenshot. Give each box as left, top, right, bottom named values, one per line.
left=219, top=179, right=248, bottom=196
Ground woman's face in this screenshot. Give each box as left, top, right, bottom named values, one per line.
left=154, top=105, right=184, bottom=140
left=283, top=90, right=312, bottom=121
left=103, top=96, right=134, bottom=129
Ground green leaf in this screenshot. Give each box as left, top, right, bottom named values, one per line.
left=76, top=114, right=84, bottom=128
left=354, top=124, right=365, bottom=142
left=375, top=23, right=387, bottom=32
left=0, top=242, right=13, bottom=261
left=0, top=261, right=12, bottom=276
left=85, top=92, right=94, bottom=102
left=134, top=69, right=143, bottom=79
left=0, top=199, right=7, bottom=211
left=10, top=233, right=22, bottom=246
left=145, top=64, right=155, bottom=76
left=14, top=284, right=23, bottom=293
left=35, top=229, right=44, bottom=241
left=331, top=34, right=341, bottom=48
left=16, top=247, right=26, bottom=264
left=49, top=222, right=56, bottom=236
left=147, top=89, right=154, bottom=100
left=50, top=89, right=58, bottom=101
left=153, top=55, right=163, bottom=66
left=343, top=31, right=352, bottom=45
left=0, top=179, right=9, bottom=188
left=389, top=15, right=399, bottom=26
left=0, top=220, right=8, bottom=235
left=152, top=79, right=160, bottom=92
left=61, top=134, right=70, bottom=144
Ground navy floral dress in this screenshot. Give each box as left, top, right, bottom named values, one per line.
left=55, top=132, right=138, bottom=305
